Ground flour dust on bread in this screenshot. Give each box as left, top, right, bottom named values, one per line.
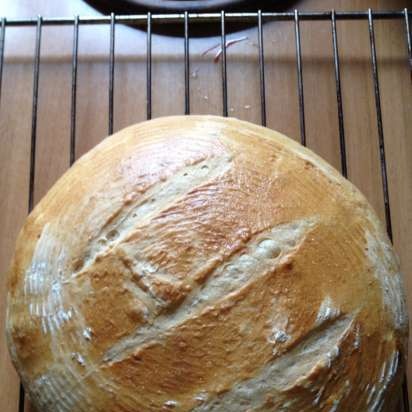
left=6, top=116, right=408, bottom=411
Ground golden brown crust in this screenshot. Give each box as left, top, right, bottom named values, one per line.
left=6, top=116, right=408, bottom=411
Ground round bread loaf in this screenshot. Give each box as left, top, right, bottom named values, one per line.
left=6, top=116, right=408, bottom=411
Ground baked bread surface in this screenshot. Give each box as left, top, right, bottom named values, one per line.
left=6, top=116, right=408, bottom=411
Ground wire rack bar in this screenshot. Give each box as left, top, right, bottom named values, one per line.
left=0, top=18, right=6, bottom=102
left=404, top=378, right=411, bottom=412
left=399, top=20, right=411, bottom=404
left=331, top=10, right=347, bottom=178
left=220, top=11, right=228, bottom=117
left=28, top=16, right=42, bottom=213
left=405, top=9, right=412, bottom=75
left=368, top=12, right=409, bottom=408
left=109, top=13, right=115, bottom=134
left=367, top=9, right=392, bottom=242
left=184, top=11, right=190, bottom=115
left=257, top=10, right=266, bottom=127
left=2, top=11, right=411, bottom=26
left=294, top=10, right=306, bottom=147
left=70, top=16, right=79, bottom=166
left=23, top=16, right=43, bottom=412
left=18, top=386, right=24, bottom=412
left=146, top=12, right=152, bottom=120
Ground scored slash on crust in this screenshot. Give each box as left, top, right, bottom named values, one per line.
left=103, top=217, right=318, bottom=364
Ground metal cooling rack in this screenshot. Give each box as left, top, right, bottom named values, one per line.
left=0, top=7, right=411, bottom=412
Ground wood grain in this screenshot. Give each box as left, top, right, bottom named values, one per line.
left=0, top=0, right=410, bottom=411
left=0, top=56, right=32, bottom=412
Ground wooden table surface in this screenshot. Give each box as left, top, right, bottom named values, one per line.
left=0, top=0, right=411, bottom=411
